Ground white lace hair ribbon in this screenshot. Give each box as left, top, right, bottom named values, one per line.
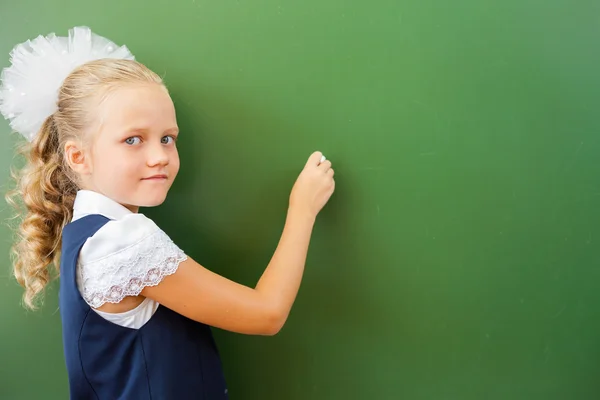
left=0, top=26, right=134, bottom=141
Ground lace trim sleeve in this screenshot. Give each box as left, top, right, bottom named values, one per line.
left=77, top=228, right=187, bottom=308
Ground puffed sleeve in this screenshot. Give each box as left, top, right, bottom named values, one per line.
left=76, top=213, right=187, bottom=308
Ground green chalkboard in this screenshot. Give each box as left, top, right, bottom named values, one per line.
left=1, top=0, right=600, bottom=399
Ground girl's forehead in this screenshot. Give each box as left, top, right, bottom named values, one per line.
left=96, top=84, right=176, bottom=130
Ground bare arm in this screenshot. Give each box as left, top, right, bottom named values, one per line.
left=142, top=151, right=335, bottom=335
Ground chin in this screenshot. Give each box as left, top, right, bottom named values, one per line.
left=133, top=191, right=169, bottom=208
left=140, top=196, right=168, bottom=208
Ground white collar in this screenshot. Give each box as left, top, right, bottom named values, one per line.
left=72, top=190, right=133, bottom=221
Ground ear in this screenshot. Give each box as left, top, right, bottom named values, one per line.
left=64, top=140, right=92, bottom=175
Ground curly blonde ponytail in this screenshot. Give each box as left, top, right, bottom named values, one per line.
left=5, top=58, right=164, bottom=310
left=6, top=116, right=78, bottom=309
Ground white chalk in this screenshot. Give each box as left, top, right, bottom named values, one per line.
left=320, top=155, right=326, bottom=163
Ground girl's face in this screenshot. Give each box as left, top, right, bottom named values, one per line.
left=79, top=83, right=180, bottom=212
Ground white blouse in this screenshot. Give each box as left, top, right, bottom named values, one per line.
left=72, top=190, right=187, bottom=328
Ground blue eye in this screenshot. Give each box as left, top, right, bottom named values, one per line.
left=161, top=136, right=175, bottom=144
left=125, top=137, right=141, bottom=145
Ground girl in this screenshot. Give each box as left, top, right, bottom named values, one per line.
left=0, top=27, right=335, bottom=399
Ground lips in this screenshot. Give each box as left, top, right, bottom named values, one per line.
left=142, top=174, right=168, bottom=180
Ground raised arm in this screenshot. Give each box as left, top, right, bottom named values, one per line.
left=142, top=151, right=335, bottom=335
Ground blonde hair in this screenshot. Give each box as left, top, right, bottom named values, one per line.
left=6, top=58, right=164, bottom=309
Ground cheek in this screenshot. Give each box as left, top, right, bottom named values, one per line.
left=90, top=144, right=112, bottom=174
left=170, top=148, right=181, bottom=174
left=93, top=146, right=139, bottom=178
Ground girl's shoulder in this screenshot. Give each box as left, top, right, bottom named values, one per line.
left=80, top=213, right=161, bottom=261
left=77, top=213, right=187, bottom=308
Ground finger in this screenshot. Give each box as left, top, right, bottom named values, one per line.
left=327, top=168, right=334, bottom=176
left=306, top=151, right=324, bottom=167
left=319, top=160, right=332, bottom=171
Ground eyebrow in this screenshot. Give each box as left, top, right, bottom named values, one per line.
left=124, top=127, right=179, bottom=135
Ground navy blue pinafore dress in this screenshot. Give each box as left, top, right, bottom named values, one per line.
left=59, top=214, right=228, bottom=399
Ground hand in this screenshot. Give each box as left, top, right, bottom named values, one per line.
left=289, top=151, right=335, bottom=219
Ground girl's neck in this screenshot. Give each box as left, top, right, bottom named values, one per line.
left=79, top=188, right=139, bottom=213
left=123, top=204, right=139, bottom=213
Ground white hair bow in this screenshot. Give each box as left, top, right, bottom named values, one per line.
left=0, top=26, right=134, bottom=141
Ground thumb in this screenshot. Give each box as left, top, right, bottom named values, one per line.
left=305, top=151, right=324, bottom=168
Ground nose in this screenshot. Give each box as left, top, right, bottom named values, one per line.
left=146, top=142, right=169, bottom=167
